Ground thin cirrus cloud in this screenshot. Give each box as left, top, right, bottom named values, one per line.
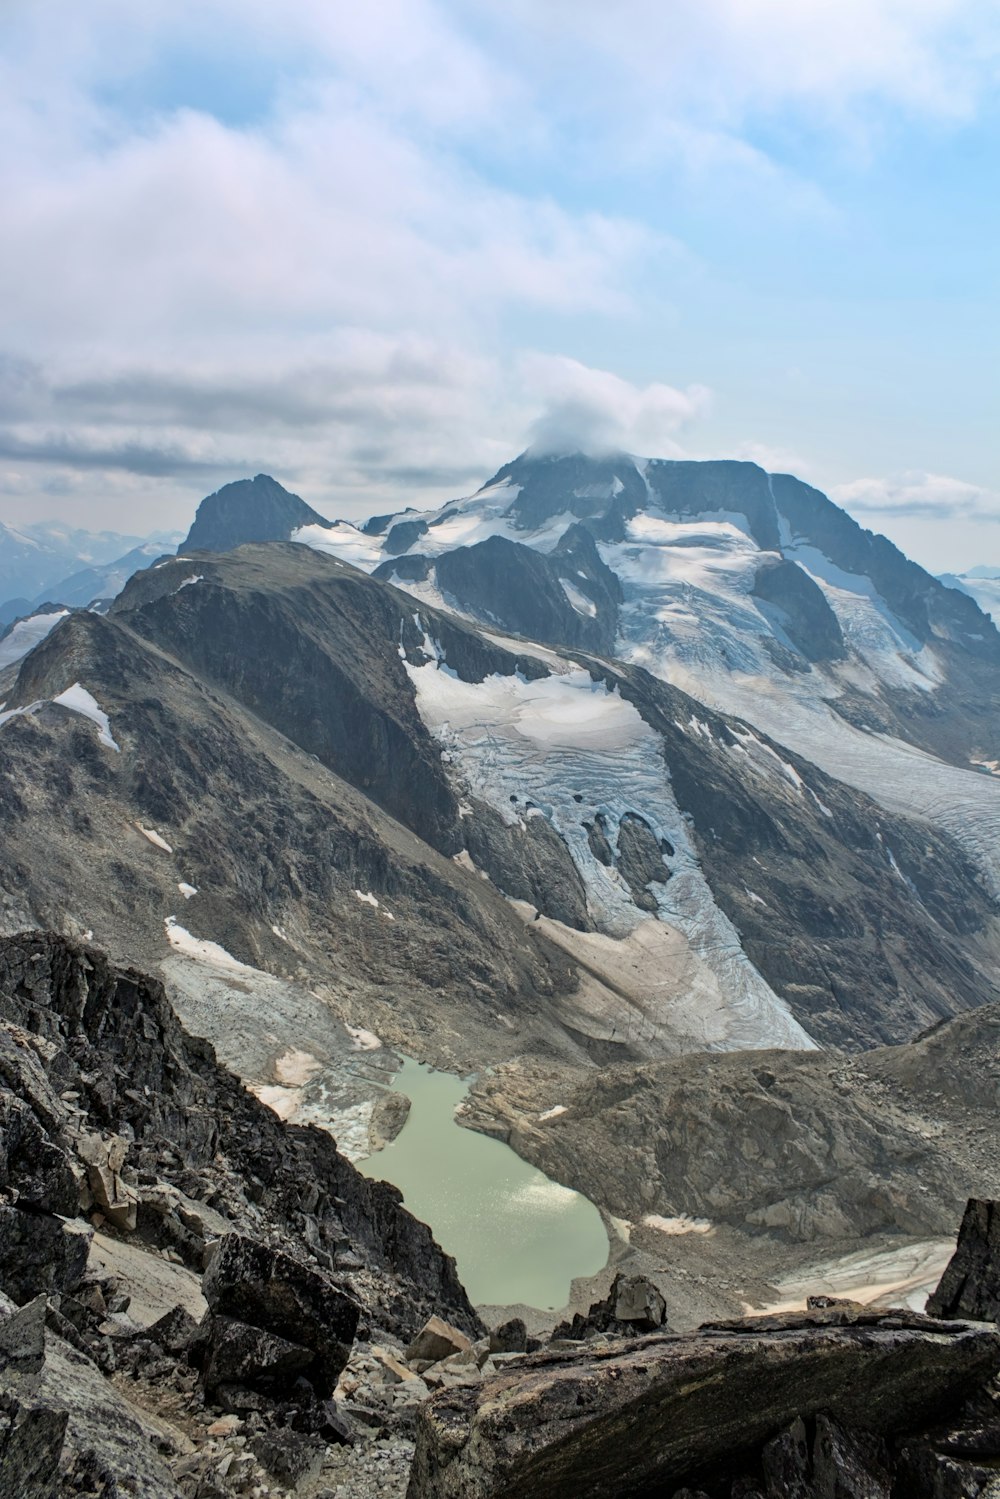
left=832, top=472, right=1000, bottom=523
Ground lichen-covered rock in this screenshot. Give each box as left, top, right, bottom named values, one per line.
left=928, top=1199, right=1000, bottom=1323
left=0, top=1392, right=68, bottom=1499
left=407, top=1313, right=1000, bottom=1499
left=202, top=1233, right=360, bottom=1396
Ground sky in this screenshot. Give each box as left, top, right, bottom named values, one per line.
left=0, top=0, right=997, bottom=571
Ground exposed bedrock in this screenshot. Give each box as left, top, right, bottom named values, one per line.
left=461, top=1007, right=1000, bottom=1242
left=462, top=799, right=592, bottom=929
left=750, top=556, right=846, bottom=663
left=407, top=1311, right=1000, bottom=1499
left=0, top=931, right=477, bottom=1332
left=928, top=1199, right=1000, bottom=1323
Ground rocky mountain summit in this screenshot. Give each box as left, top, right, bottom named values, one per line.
left=180, top=477, right=334, bottom=555
left=5, top=458, right=1000, bottom=1495
left=0, top=931, right=479, bottom=1496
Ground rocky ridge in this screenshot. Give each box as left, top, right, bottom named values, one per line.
left=0, top=930, right=480, bottom=1496
left=5, top=928, right=1000, bottom=1498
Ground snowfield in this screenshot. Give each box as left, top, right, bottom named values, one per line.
left=0, top=609, right=69, bottom=670
left=405, top=644, right=814, bottom=1055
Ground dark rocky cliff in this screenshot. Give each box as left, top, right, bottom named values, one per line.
left=179, top=474, right=333, bottom=554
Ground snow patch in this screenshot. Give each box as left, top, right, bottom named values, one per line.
left=560, top=579, right=598, bottom=617
left=642, top=1213, right=714, bottom=1236
left=345, top=1023, right=382, bottom=1051
left=0, top=609, right=69, bottom=670
left=354, top=889, right=379, bottom=908
left=52, top=684, right=120, bottom=750
left=164, top=917, right=250, bottom=973
left=137, top=824, right=173, bottom=853
left=178, top=883, right=198, bottom=900
left=538, top=1104, right=568, bottom=1121
left=293, top=521, right=383, bottom=570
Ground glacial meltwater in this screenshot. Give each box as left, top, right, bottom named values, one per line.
left=358, top=1057, right=609, bottom=1310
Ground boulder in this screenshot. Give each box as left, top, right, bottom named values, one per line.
left=407, top=1313, right=1000, bottom=1499
left=613, top=1273, right=667, bottom=1330
left=202, top=1233, right=360, bottom=1396
left=552, top=1271, right=670, bottom=1342
left=0, top=1206, right=91, bottom=1303
left=78, top=1132, right=138, bottom=1232
left=202, top=1314, right=313, bottom=1395
left=928, top=1199, right=1000, bottom=1323
left=0, top=1393, right=68, bottom=1499
left=406, top=1314, right=473, bottom=1365
left=0, top=1294, right=46, bottom=1377
left=251, top=1430, right=326, bottom=1486
left=488, top=1318, right=527, bottom=1355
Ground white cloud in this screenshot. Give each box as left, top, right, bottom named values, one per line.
left=832, top=470, right=1000, bottom=521
left=467, top=0, right=1000, bottom=129
left=523, top=355, right=710, bottom=457
left=0, top=0, right=996, bottom=534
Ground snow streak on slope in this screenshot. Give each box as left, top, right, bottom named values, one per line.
left=0, top=680, right=120, bottom=751
left=0, top=610, right=69, bottom=671
left=404, top=646, right=814, bottom=1055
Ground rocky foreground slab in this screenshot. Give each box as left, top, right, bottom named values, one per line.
left=407, top=1307, right=1000, bottom=1498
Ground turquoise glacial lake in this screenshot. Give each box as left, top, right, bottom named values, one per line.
left=358, top=1057, right=609, bottom=1309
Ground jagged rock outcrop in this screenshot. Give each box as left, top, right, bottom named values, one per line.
left=0, top=932, right=478, bottom=1330
left=928, top=1199, right=1000, bottom=1323
left=407, top=1310, right=1000, bottom=1499
left=0, top=931, right=486, bottom=1494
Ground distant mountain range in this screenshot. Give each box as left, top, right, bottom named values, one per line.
left=0, top=520, right=181, bottom=626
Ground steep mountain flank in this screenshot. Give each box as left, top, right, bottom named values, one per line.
left=179, top=474, right=334, bottom=554
left=0, top=542, right=996, bottom=1076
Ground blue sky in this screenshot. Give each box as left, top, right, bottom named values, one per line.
left=0, top=0, right=997, bottom=568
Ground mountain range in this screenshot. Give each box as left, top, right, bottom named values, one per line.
left=3, top=453, right=1000, bottom=1494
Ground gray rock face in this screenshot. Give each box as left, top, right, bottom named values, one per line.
left=751, top=557, right=846, bottom=663
left=0, top=931, right=479, bottom=1336
left=615, top=812, right=671, bottom=912
left=203, top=1234, right=360, bottom=1396
left=928, top=1199, right=1000, bottom=1323
left=179, top=473, right=332, bottom=553
left=429, top=532, right=619, bottom=655
left=407, top=1313, right=1000, bottom=1499
left=462, top=799, right=592, bottom=929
